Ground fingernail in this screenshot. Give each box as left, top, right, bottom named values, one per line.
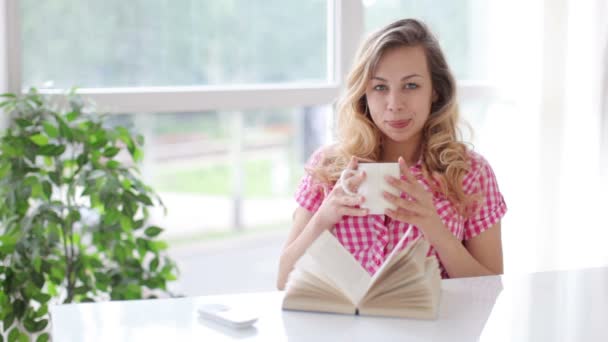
left=360, top=196, right=365, bottom=203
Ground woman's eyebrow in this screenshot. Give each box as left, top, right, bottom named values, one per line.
left=371, top=74, right=423, bottom=82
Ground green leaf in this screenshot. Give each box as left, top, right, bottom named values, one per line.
left=29, top=134, right=49, bottom=146
left=15, top=119, right=32, bottom=128
left=33, top=257, right=41, bottom=273
left=13, top=299, right=26, bottom=319
left=49, top=171, right=61, bottom=184
left=106, top=160, right=120, bottom=169
left=49, top=266, right=65, bottom=284
left=43, top=156, right=53, bottom=167
left=66, top=111, right=79, bottom=122
left=46, top=282, right=58, bottom=297
left=23, top=316, right=37, bottom=333
left=121, top=177, right=132, bottom=190
left=114, top=246, right=126, bottom=263
left=76, top=153, right=88, bottom=167
left=68, top=209, right=81, bottom=222
left=74, top=286, right=88, bottom=295
left=32, top=272, right=44, bottom=289
left=32, top=292, right=51, bottom=304
left=132, top=148, right=144, bottom=162
left=119, top=216, right=133, bottom=231
left=103, top=147, right=120, bottom=158
left=3, top=312, right=15, bottom=332
left=103, top=210, right=119, bottom=225
left=42, top=122, right=59, bottom=138
left=144, top=226, right=163, bottom=238
left=36, top=333, right=50, bottom=342
left=57, top=116, right=73, bottom=140
left=33, top=304, right=48, bottom=319
left=149, top=257, right=159, bottom=271
left=31, top=181, right=44, bottom=199
left=137, top=194, right=153, bottom=206
left=38, top=144, right=65, bottom=156
left=0, top=162, right=10, bottom=178
left=132, top=219, right=144, bottom=230
left=0, top=235, right=18, bottom=254
left=7, top=328, right=19, bottom=342
left=150, top=240, right=168, bottom=252
left=42, top=181, right=52, bottom=199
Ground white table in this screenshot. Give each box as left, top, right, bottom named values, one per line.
left=51, top=267, right=608, bottom=341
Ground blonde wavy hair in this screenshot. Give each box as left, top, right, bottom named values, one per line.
left=309, top=18, right=476, bottom=216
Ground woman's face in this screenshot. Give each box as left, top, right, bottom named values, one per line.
left=365, top=45, right=435, bottom=146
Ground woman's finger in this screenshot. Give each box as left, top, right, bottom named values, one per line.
left=383, top=191, right=423, bottom=215
left=398, top=156, right=424, bottom=191
left=385, top=207, right=417, bottom=223
left=384, top=175, right=424, bottom=203
left=346, top=155, right=359, bottom=170
left=337, top=194, right=365, bottom=206
left=388, top=163, right=430, bottom=202
left=347, top=170, right=366, bottom=190
left=398, top=156, right=413, bottom=183
left=339, top=207, right=369, bottom=217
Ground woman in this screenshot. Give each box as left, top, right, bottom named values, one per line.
left=277, top=18, right=506, bottom=290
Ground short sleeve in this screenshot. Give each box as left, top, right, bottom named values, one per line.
left=294, top=148, right=327, bottom=213
left=463, top=154, right=507, bottom=240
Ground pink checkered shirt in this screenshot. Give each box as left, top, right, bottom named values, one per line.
left=295, top=148, right=507, bottom=278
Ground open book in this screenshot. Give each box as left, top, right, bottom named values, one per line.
left=282, top=228, right=442, bottom=319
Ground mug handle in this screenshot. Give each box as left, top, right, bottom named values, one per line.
left=339, top=169, right=360, bottom=196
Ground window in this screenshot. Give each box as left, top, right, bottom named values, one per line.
left=364, top=0, right=488, bottom=81
left=20, top=0, right=329, bottom=88
left=107, top=106, right=331, bottom=239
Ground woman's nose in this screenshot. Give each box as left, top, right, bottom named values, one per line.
left=387, top=91, right=404, bottom=112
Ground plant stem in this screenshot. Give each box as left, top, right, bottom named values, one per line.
left=61, top=215, right=74, bottom=303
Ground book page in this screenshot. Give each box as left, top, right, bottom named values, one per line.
left=282, top=267, right=357, bottom=314
left=360, top=238, right=428, bottom=304
left=297, top=230, right=372, bottom=304
left=362, top=226, right=417, bottom=296
left=358, top=245, right=442, bottom=319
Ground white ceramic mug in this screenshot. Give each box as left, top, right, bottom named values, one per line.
left=340, top=162, right=400, bottom=215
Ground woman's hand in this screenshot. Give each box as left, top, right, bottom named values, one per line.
left=314, top=157, right=369, bottom=229
left=383, top=156, right=444, bottom=239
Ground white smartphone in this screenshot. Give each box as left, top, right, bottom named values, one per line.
left=198, top=303, right=258, bottom=329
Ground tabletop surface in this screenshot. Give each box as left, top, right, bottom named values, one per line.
left=50, top=266, right=608, bottom=342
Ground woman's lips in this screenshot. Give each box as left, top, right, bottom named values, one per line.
left=386, top=119, right=411, bottom=129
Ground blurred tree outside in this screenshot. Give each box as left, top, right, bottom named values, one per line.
left=20, top=0, right=327, bottom=87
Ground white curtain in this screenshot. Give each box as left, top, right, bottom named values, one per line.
left=601, top=1, right=608, bottom=194
left=470, top=0, right=608, bottom=274
left=553, top=0, right=606, bottom=269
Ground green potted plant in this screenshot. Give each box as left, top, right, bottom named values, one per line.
left=0, top=88, right=178, bottom=341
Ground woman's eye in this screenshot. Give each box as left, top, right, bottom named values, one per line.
left=373, top=84, right=387, bottom=91
left=405, top=83, right=419, bottom=89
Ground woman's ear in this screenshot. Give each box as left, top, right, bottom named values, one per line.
left=432, top=90, right=439, bottom=102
